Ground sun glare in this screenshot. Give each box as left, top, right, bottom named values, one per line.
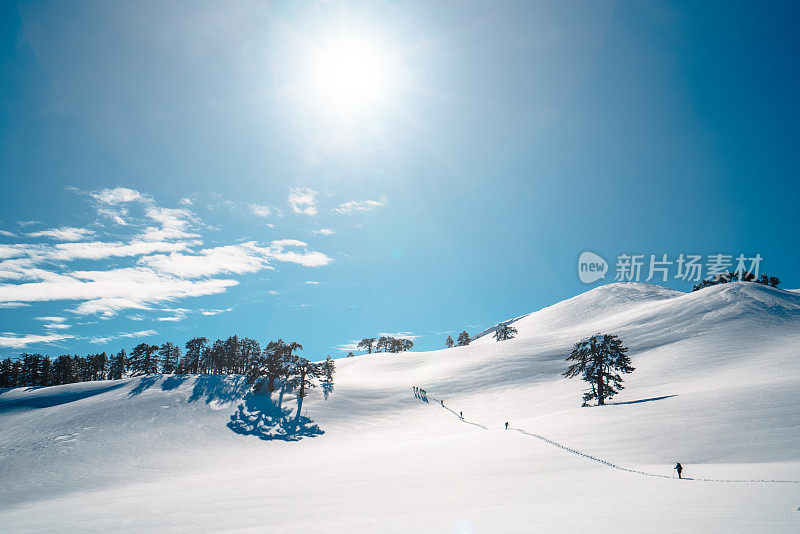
left=303, top=34, right=396, bottom=117
left=275, top=1, right=430, bottom=152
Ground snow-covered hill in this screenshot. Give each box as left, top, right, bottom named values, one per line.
left=1, top=282, right=799, bottom=532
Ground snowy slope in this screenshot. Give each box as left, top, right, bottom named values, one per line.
left=1, top=282, right=799, bottom=532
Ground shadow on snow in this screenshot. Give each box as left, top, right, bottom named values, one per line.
left=227, top=391, right=323, bottom=442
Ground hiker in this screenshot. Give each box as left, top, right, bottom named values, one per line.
left=675, top=462, right=683, bottom=479
left=441, top=400, right=444, bottom=406
left=460, top=411, right=463, bottom=418
left=505, top=422, right=508, bottom=430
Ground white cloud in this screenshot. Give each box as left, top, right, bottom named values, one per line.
left=89, top=329, right=157, bottom=345
left=379, top=331, right=419, bottom=340
left=288, top=187, right=318, bottom=216
left=28, top=227, right=94, bottom=241
left=0, top=230, right=16, bottom=237
left=268, top=239, right=332, bottom=267
left=141, top=206, right=200, bottom=241
left=179, top=197, right=193, bottom=205
left=334, top=340, right=362, bottom=352
left=312, top=228, right=336, bottom=236
left=92, top=187, right=143, bottom=204
left=35, top=316, right=66, bottom=323
left=305, top=280, right=320, bottom=285
left=249, top=204, right=275, bottom=217
left=140, top=243, right=270, bottom=278
left=0, top=332, right=75, bottom=349
left=200, top=307, right=233, bottom=316
left=0, top=267, right=239, bottom=317
left=333, top=200, right=384, bottom=215
left=0, top=302, right=29, bottom=308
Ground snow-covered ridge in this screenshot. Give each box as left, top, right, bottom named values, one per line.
left=1, top=282, right=799, bottom=532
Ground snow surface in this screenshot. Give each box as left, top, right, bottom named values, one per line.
left=1, top=282, right=799, bottom=532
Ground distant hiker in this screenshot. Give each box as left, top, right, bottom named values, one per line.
left=675, top=462, right=683, bottom=479
left=441, top=400, right=444, bottom=406
left=505, top=422, right=508, bottom=430
left=460, top=411, right=463, bottom=418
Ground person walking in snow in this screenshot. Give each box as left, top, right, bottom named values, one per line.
left=459, top=411, right=463, bottom=418
left=505, top=422, right=508, bottom=430
left=675, top=462, right=683, bottom=479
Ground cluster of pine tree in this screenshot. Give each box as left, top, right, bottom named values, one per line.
left=355, top=336, right=414, bottom=354
left=0, top=335, right=333, bottom=390
left=692, top=271, right=780, bottom=291
left=444, top=331, right=471, bottom=348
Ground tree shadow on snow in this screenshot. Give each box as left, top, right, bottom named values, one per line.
left=160, top=374, right=190, bottom=391
left=227, top=392, right=323, bottom=442
left=128, top=375, right=160, bottom=396
left=188, top=374, right=249, bottom=404
left=609, top=395, right=677, bottom=406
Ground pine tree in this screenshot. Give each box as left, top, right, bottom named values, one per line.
left=109, top=350, right=127, bottom=379
left=0, top=358, right=12, bottom=387
left=184, top=337, right=208, bottom=374
left=130, top=343, right=160, bottom=375
left=321, top=355, right=335, bottom=400
left=357, top=338, right=376, bottom=354
left=564, top=333, right=634, bottom=406
left=456, top=331, right=470, bottom=346
left=240, top=337, right=261, bottom=375
left=493, top=324, right=517, bottom=341
left=291, top=357, right=323, bottom=423
left=159, top=342, right=180, bottom=374
left=445, top=335, right=454, bottom=348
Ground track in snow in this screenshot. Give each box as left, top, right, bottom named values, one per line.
left=416, top=391, right=800, bottom=485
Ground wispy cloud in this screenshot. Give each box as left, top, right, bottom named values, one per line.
left=312, top=228, right=336, bottom=236
left=289, top=187, right=318, bottom=216
left=200, top=307, right=232, bottom=316
left=379, top=331, right=419, bottom=340
left=89, top=329, right=157, bottom=345
left=249, top=204, right=278, bottom=217
left=332, top=200, right=384, bottom=215
left=28, top=227, right=95, bottom=241
left=0, top=332, right=75, bottom=349
left=0, top=230, right=17, bottom=237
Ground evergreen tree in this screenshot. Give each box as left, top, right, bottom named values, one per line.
left=357, top=338, right=376, bottom=354
left=445, top=335, right=454, bottom=348
left=184, top=337, right=208, bottom=374
left=456, top=331, right=470, bottom=346
left=130, top=343, right=160, bottom=375
left=321, top=355, right=335, bottom=400
left=159, top=342, right=180, bottom=374
left=493, top=324, right=517, bottom=341
left=240, top=337, right=261, bottom=375
left=109, top=350, right=127, bottom=379
left=564, top=333, right=634, bottom=406
left=291, top=357, right=323, bottom=423
left=39, top=356, right=53, bottom=386
left=0, top=358, right=12, bottom=387
left=346, top=352, right=355, bottom=358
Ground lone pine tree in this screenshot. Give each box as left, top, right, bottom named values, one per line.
left=456, top=331, right=470, bottom=346
left=445, top=335, right=454, bottom=348
left=493, top=324, right=517, bottom=341
left=564, top=333, right=634, bottom=406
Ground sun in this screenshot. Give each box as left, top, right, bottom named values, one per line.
left=301, top=33, right=397, bottom=118
left=274, top=1, right=431, bottom=152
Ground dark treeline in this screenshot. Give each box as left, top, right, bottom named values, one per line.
left=0, top=335, right=331, bottom=390
left=692, top=271, right=780, bottom=291
left=355, top=336, right=414, bottom=354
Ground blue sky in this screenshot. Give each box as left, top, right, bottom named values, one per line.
left=1, top=0, right=798, bottom=359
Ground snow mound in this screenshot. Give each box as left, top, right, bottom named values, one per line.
left=1, top=282, right=799, bottom=532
